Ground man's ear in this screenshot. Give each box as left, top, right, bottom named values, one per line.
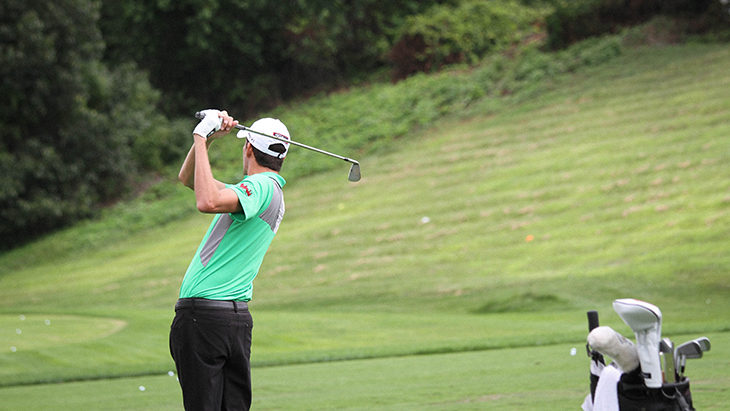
left=244, top=141, right=254, bottom=156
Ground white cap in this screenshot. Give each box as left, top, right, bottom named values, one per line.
left=236, top=118, right=290, bottom=159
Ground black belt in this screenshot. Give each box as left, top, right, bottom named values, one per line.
left=175, top=298, right=248, bottom=311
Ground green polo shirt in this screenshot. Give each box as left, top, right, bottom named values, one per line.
left=178, top=172, right=286, bottom=301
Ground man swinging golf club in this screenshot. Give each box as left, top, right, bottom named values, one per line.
left=169, top=109, right=290, bottom=411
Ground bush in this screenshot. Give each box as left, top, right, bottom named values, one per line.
left=545, top=0, right=722, bottom=49
left=132, top=119, right=191, bottom=172
left=389, top=0, right=545, bottom=80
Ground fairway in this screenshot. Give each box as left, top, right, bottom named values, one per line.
left=0, top=41, right=729, bottom=409
left=1, top=332, right=728, bottom=410
left=0, top=314, right=126, bottom=351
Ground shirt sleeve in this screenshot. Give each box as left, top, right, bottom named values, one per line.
left=227, top=178, right=270, bottom=222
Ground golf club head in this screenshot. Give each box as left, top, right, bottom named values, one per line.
left=676, top=337, right=709, bottom=379
left=676, top=340, right=703, bottom=360
left=613, top=299, right=663, bottom=388
left=348, top=162, right=361, bottom=182
left=693, top=337, right=711, bottom=353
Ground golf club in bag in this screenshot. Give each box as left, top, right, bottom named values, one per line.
left=587, top=310, right=606, bottom=402
left=583, top=299, right=709, bottom=411
left=195, top=112, right=361, bottom=182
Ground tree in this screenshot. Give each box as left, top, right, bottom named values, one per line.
left=0, top=0, right=169, bottom=249
left=99, top=0, right=444, bottom=117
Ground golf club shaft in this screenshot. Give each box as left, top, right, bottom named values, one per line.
left=588, top=311, right=600, bottom=331
left=195, top=111, right=359, bottom=166
left=660, top=339, right=676, bottom=382
left=586, top=310, right=604, bottom=404
left=679, top=355, right=686, bottom=378
left=586, top=311, right=604, bottom=362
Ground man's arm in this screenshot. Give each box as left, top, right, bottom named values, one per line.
left=180, top=110, right=242, bottom=214
left=192, top=134, right=242, bottom=214
left=178, top=138, right=226, bottom=191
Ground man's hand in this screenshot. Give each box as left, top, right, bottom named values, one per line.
left=208, top=110, right=239, bottom=140
left=193, top=109, right=239, bottom=140
left=193, top=109, right=223, bottom=139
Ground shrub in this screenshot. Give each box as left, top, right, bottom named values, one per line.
left=389, top=0, right=545, bottom=80
left=545, top=0, right=721, bottom=49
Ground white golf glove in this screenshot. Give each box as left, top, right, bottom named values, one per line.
left=193, top=109, right=223, bottom=139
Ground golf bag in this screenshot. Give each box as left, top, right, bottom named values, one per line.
left=616, top=368, right=694, bottom=411
left=583, top=300, right=705, bottom=411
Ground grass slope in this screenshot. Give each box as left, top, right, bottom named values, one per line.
left=0, top=41, right=728, bottom=402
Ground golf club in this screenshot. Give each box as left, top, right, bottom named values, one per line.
left=586, top=311, right=605, bottom=403
left=675, top=337, right=710, bottom=379
left=613, top=299, right=663, bottom=388
left=195, top=111, right=361, bottom=182
left=694, top=336, right=711, bottom=352
left=587, top=311, right=604, bottom=360
left=587, top=326, right=639, bottom=372
left=659, top=338, right=676, bottom=383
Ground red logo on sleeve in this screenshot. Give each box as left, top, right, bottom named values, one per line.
left=239, top=184, right=252, bottom=196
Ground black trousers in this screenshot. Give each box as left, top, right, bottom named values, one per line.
left=170, top=300, right=253, bottom=411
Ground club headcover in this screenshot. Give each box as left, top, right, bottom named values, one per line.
left=588, top=326, right=640, bottom=373
left=613, top=299, right=663, bottom=388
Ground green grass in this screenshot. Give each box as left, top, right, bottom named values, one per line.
left=2, top=332, right=728, bottom=410
left=0, top=41, right=729, bottom=409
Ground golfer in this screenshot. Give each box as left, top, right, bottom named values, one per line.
left=170, top=109, right=290, bottom=411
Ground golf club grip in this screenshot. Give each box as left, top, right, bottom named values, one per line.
left=587, top=310, right=600, bottom=331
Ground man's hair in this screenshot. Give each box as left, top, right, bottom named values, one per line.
left=251, top=143, right=285, bottom=172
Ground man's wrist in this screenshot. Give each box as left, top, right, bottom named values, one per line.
left=195, top=134, right=215, bottom=152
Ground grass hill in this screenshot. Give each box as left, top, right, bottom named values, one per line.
left=0, top=29, right=728, bottom=409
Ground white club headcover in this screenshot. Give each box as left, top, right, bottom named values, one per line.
left=613, top=299, right=663, bottom=388
left=588, top=326, right=640, bottom=373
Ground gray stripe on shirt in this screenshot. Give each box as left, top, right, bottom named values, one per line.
left=259, top=181, right=285, bottom=233
left=200, top=213, right=233, bottom=266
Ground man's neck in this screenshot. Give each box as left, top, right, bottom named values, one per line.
left=246, top=163, right=277, bottom=176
